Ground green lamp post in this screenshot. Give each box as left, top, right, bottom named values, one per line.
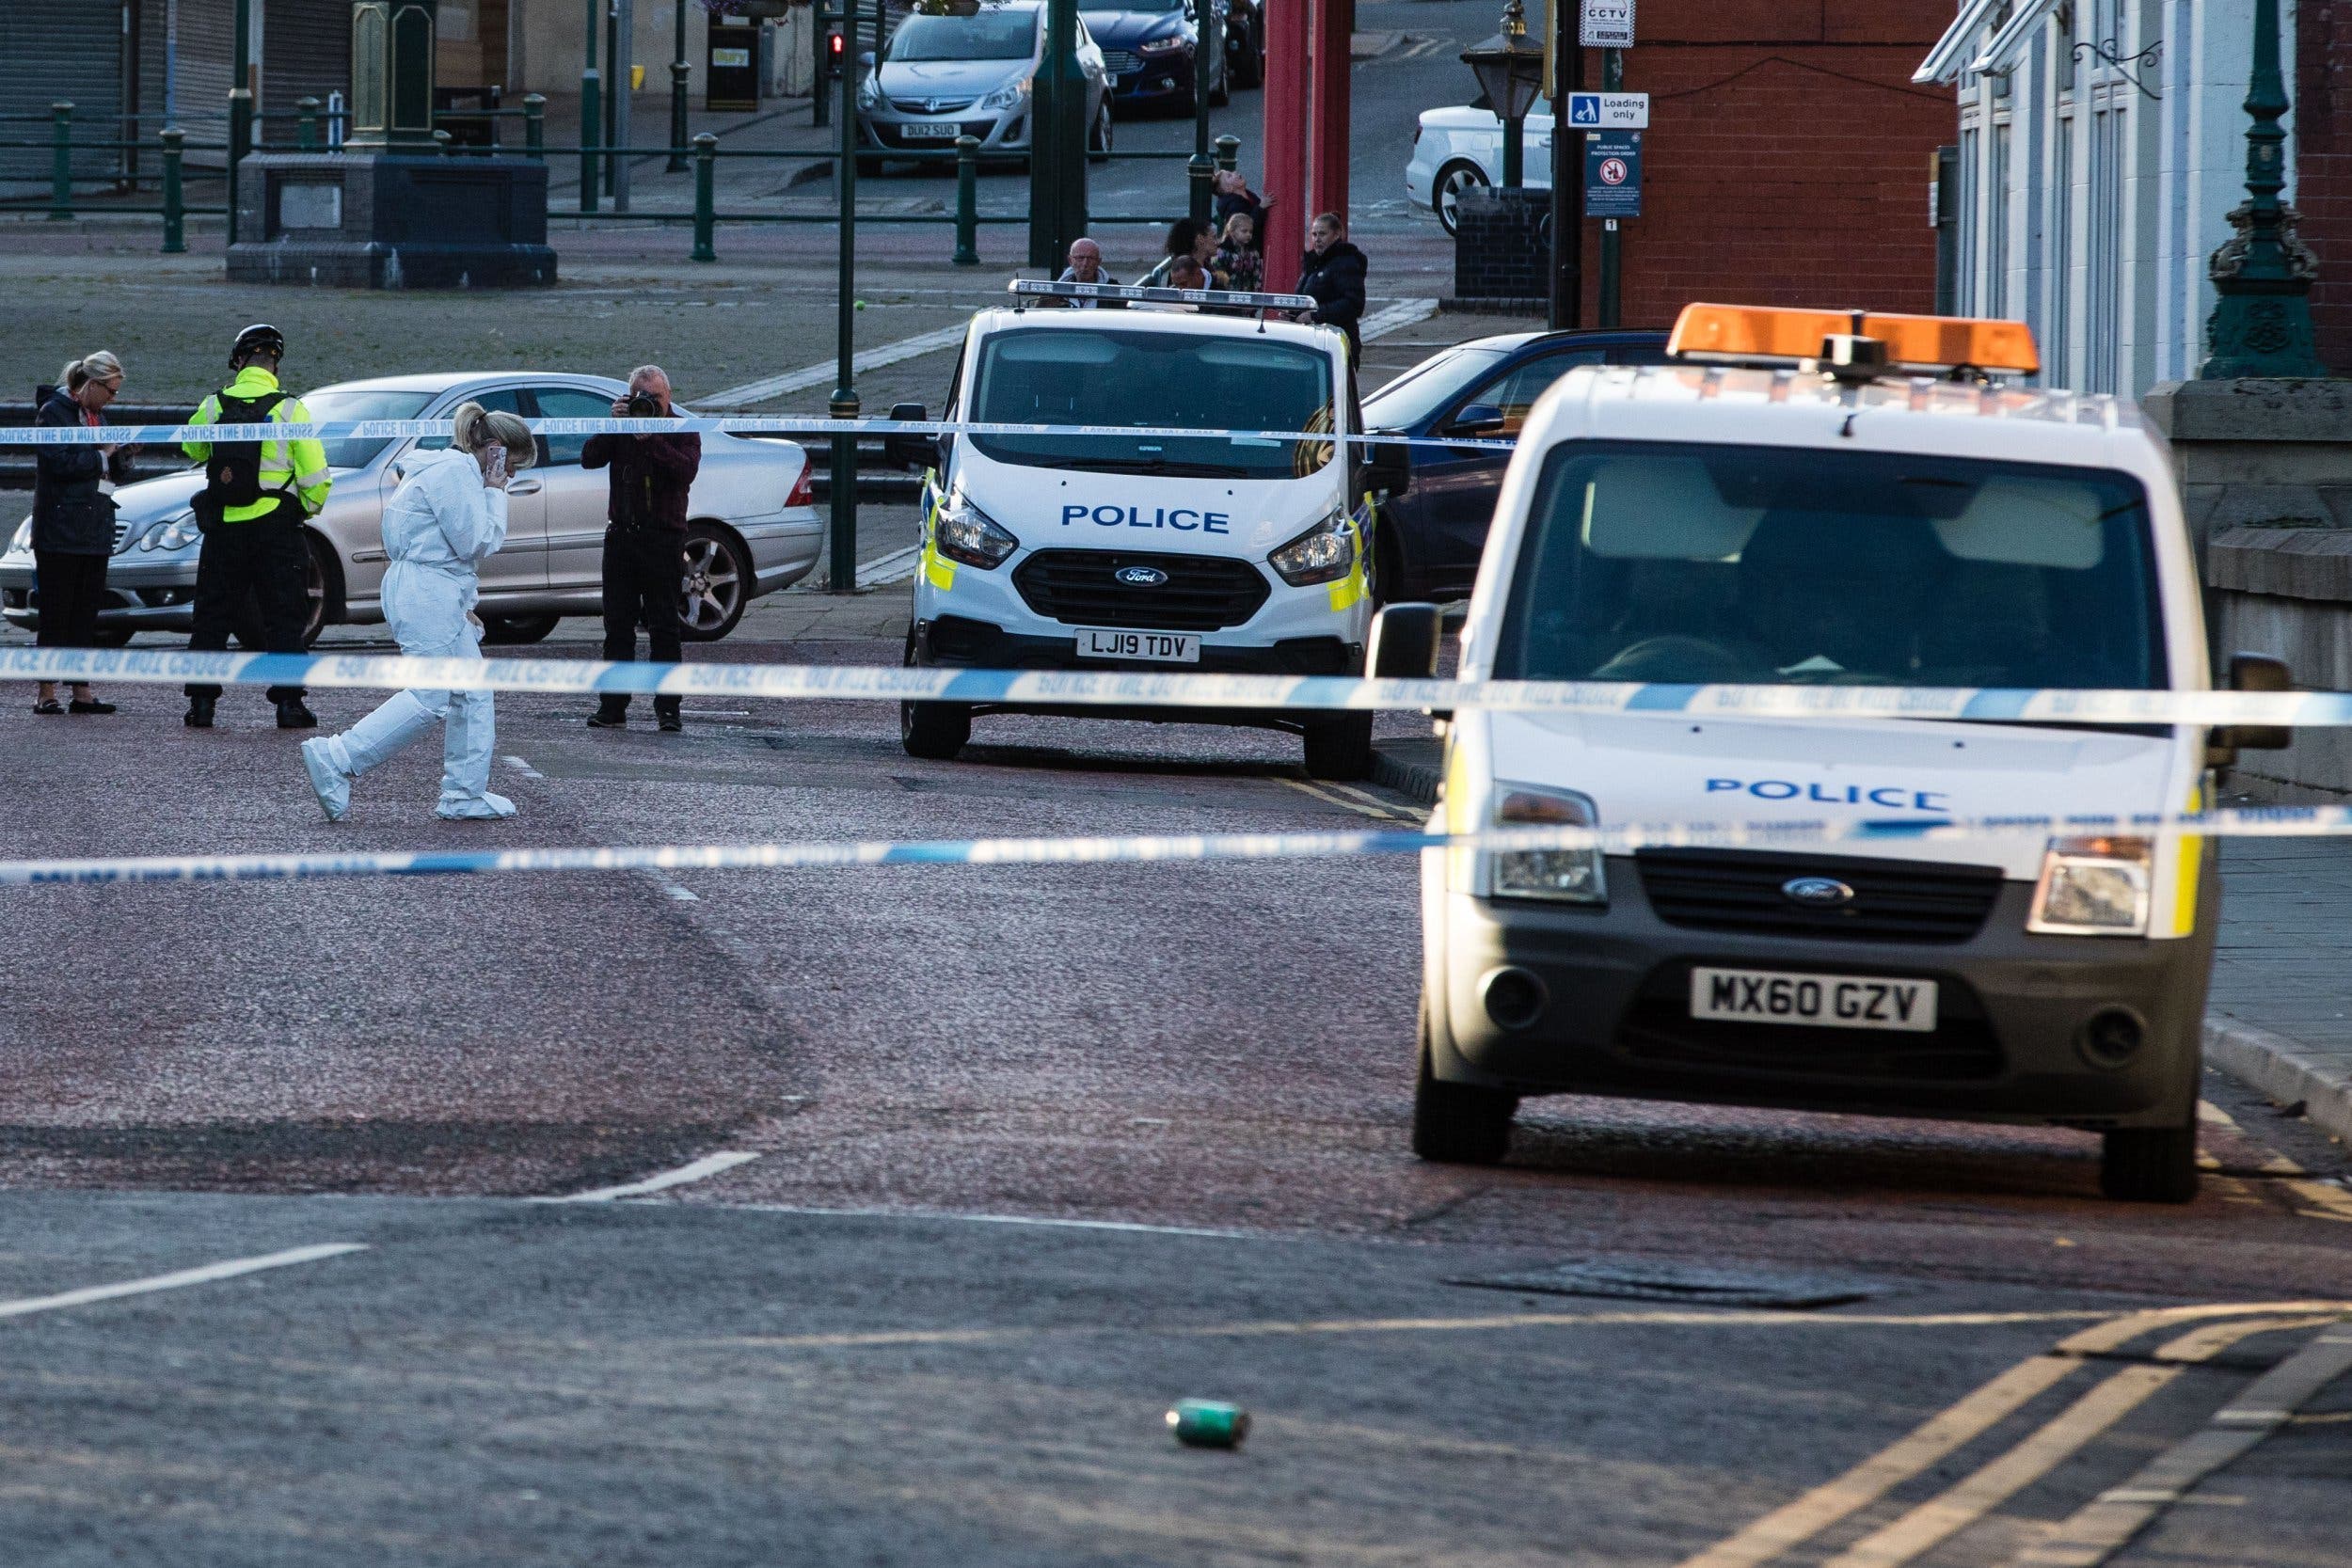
left=2201, top=0, right=2325, bottom=378
left=1460, top=0, right=1544, bottom=189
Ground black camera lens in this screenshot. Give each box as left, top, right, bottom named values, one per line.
left=628, top=390, right=661, bottom=418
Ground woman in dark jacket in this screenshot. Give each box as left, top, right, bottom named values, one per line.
left=1297, top=212, right=1368, bottom=364
left=30, top=351, right=130, bottom=714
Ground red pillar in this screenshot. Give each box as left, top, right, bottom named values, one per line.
left=1260, top=0, right=1311, bottom=291
left=1306, top=0, right=1352, bottom=230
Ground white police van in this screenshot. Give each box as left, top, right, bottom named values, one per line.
left=891, top=278, right=1409, bottom=778
left=1373, top=304, right=2293, bottom=1203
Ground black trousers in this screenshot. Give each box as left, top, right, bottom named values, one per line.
left=32, top=548, right=107, bottom=652
left=599, top=525, right=684, bottom=712
left=184, top=502, right=310, bottom=702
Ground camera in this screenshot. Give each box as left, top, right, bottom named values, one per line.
left=627, top=389, right=663, bottom=418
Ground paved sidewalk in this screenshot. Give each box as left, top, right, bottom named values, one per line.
left=1370, top=735, right=2352, bottom=1149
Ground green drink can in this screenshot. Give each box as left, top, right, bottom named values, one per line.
left=1167, top=1399, right=1250, bottom=1449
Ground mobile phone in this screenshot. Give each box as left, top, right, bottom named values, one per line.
left=486, top=446, right=508, bottom=483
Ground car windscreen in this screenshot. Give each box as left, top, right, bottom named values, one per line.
left=1491, top=440, right=2166, bottom=694
left=1360, top=344, right=1506, bottom=432
left=303, top=388, right=434, bottom=470
left=889, top=12, right=1037, bottom=60
left=968, top=326, right=1336, bottom=479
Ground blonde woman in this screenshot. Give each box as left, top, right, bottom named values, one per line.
left=300, top=404, right=534, bottom=821
left=31, top=352, right=131, bottom=714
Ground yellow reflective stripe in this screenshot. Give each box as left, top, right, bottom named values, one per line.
left=2169, top=782, right=2204, bottom=937
left=920, top=477, right=955, bottom=592
left=292, top=468, right=331, bottom=490
left=1326, top=505, right=1371, bottom=612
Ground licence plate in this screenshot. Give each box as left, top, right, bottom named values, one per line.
left=1075, top=627, right=1200, bottom=663
left=901, top=119, right=962, bottom=139
left=1689, top=967, right=1938, bottom=1033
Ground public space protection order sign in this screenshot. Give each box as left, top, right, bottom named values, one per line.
left=1581, top=0, right=1635, bottom=48
left=1583, top=129, right=1643, bottom=217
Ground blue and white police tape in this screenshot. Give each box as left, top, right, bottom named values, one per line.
left=1, top=644, right=2347, bottom=727
left=0, top=414, right=1514, bottom=451
left=5, top=806, right=2351, bottom=891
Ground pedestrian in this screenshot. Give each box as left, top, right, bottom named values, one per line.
left=299, top=404, right=535, bottom=822
left=1057, top=236, right=1119, bottom=286
left=582, top=366, right=700, bottom=732
left=1211, top=169, right=1264, bottom=241
left=1212, top=212, right=1263, bottom=293
left=29, top=351, right=131, bottom=716
left=180, top=324, right=330, bottom=730
left=1141, top=217, right=1218, bottom=286
left=1297, top=212, right=1368, bottom=362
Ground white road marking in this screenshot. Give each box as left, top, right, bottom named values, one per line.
left=502, top=755, right=544, bottom=779
left=0, top=1243, right=367, bottom=1322
left=540, top=1149, right=761, bottom=1203
left=1278, top=776, right=1416, bottom=823
left=705, top=325, right=970, bottom=408
left=857, top=544, right=924, bottom=587
left=660, top=882, right=700, bottom=902
left=1359, top=297, right=1440, bottom=342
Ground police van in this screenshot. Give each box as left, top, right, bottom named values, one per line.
left=1372, top=304, right=2293, bottom=1203
left=890, top=278, right=1409, bottom=778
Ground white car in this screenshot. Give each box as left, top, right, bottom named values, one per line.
left=1406, top=105, right=1554, bottom=235
left=1, top=372, right=822, bottom=646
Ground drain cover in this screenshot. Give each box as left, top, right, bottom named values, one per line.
left=1447, top=1256, right=1883, bottom=1310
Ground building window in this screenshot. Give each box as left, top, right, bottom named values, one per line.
left=1991, top=119, right=2012, bottom=317
left=2051, top=112, right=2074, bottom=387
left=2087, top=94, right=2124, bottom=394
left=1959, top=123, right=1980, bottom=315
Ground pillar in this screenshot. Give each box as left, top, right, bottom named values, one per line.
left=1260, top=0, right=1311, bottom=290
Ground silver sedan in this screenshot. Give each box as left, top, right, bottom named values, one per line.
left=0, top=372, right=822, bottom=646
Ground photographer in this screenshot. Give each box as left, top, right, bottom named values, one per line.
left=580, top=366, right=700, bottom=732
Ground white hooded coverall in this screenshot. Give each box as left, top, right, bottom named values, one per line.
left=308, top=448, right=515, bottom=819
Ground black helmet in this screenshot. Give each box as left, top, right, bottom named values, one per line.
left=230, top=323, right=286, bottom=363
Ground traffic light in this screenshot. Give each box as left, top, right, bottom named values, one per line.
left=828, top=27, right=846, bottom=64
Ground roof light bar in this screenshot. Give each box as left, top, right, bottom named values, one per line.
left=1667, top=303, right=2041, bottom=376
left=1008, top=278, right=1319, bottom=312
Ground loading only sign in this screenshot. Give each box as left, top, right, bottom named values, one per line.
left=1583, top=129, right=1643, bottom=218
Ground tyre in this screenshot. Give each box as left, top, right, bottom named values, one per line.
left=481, top=612, right=561, bottom=645
left=899, top=627, right=971, bottom=760
left=1411, top=998, right=1517, bottom=1164
left=1209, top=51, right=1230, bottom=107
left=1303, top=711, right=1374, bottom=780
left=676, top=522, right=751, bottom=642
left=1434, top=159, right=1489, bottom=238
left=88, top=626, right=135, bottom=649
left=1089, top=103, right=1112, bottom=165
left=2100, top=1125, right=2200, bottom=1204
left=1232, top=20, right=1264, bottom=88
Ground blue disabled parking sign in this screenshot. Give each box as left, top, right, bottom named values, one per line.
left=1583, top=130, right=1643, bottom=218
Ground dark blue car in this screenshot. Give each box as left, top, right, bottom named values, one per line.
left=1363, top=327, right=1671, bottom=604
left=1082, top=0, right=1232, bottom=108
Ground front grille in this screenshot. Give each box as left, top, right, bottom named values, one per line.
left=1012, top=548, right=1270, bottom=632
left=890, top=96, right=976, bottom=114
left=1615, top=962, right=2004, bottom=1082
left=1637, top=848, right=2003, bottom=944
left=1101, top=49, right=1142, bottom=74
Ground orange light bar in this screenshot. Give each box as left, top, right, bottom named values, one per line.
left=1667, top=304, right=2041, bottom=375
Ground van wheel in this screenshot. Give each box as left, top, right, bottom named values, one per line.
left=1411, top=997, right=1516, bottom=1164
left=899, top=630, right=971, bottom=760
left=1303, top=712, right=1374, bottom=780
left=2100, top=1125, right=2200, bottom=1204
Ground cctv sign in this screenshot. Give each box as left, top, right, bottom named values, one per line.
left=1580, top=0, right=1635, bottom=48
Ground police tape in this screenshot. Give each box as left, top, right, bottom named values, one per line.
left=6, top=806, right=2352, bottom=891
left=1, top=644, right=2347, bottom=727
left=0, top=415, right=1513, bottom=451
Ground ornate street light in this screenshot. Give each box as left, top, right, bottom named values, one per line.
left=2203, top=0, right=2325, bottom=378
left=1460, top=0, right=1546, bottom=189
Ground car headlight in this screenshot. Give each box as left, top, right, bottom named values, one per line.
left=857, top=71, right=882, bottom=109
left=1266, top=510, right=1354, bottom=586
left=7, top=518, right=29, bottom=554
left=1489, top=784, right=1607, bottom=905
left=2027, top=835, right=2153, bottom=936
left=934, top=499, right=1018, bottom=568
left=980, top=76, right=1029, bottom=111
left=139, top=512, right=203, bottom=551
left=1138, top=32, right=1187, bottom=53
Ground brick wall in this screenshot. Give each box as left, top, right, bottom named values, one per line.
left=2301, top=0, right=2352, bottom=374
left=1573, top=1, right=1955, bottom=327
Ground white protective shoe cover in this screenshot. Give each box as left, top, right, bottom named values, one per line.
left=299, top=736, right=353, bottom=823
left=437, top=789, right=517, bottom=820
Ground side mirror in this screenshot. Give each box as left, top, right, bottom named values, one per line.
left=2208, top=652, right=2293, bottom=768
left=1445, top=403, right=1506, bottom=436
left=882, top=402, right=936, bottom=471
left=1368, top=601, right=1443, bottom=679
left=1357, top=437, right=1412, bottom=499
left=858, top=50, right=877, bottom=69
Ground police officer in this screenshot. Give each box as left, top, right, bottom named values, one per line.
left=181, top=324, right=332, bottom=729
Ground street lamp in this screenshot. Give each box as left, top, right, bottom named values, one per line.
left=2202, top=0, right=2325, bottom=378
left=1459, top=0, right=1544, bottom=188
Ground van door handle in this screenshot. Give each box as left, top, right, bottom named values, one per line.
left=506, top=479, right=543, bottom=496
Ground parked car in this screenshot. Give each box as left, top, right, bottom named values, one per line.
left=1081, top=0, right=1227, bottom=110
left=0, top=372, right=821, bottom=647
left=1406, top=104, right=1555, bottom=235
left=856, top=0, right=1112, bottom=171
left=1363, top=328, right=1668, bottom=604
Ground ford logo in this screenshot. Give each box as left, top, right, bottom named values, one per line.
left=1114, top=565, right=1169, bottom=587
left=1782, top=877, right=1857, bottom=909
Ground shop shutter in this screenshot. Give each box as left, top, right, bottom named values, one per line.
left=0, top=2, right=125, bottom=183
left=262, top=0, right=354, bottom=131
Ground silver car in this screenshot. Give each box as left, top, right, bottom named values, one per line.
left=855, top=0, right=1112, bottom=169
left=0, top=372, right=822, bottom=646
